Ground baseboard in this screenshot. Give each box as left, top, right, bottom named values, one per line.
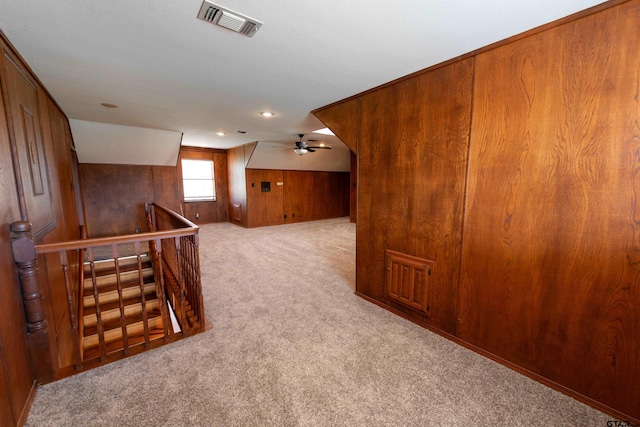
left=16, top=379, right=37, bottom=427
left=354, top=291, right=639, bottom=425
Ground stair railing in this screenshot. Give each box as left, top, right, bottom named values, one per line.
left=32, top=203, right=202, bottom=371
left=145, top=203, right=204, bottom=335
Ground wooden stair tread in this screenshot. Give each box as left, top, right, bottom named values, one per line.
left=82, top=328, right=166, bottom=362
left=83, top=314, right=165, bottom=350
left=78, top=249, right=202, bottom=365
left=84, top=267, right=154, bottom=290
left=83, top=282, right=156, bottom=308
left=83, top=275, right=155, bottom=297
left=84, top=254, right=151, bottom=275
left=83, top=294, right=158, bottom=317
left=84, top=298, right=160, bottom=328
left=83, top=308, right=163, bottom=337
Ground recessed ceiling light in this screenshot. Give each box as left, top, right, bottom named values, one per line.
left=101, top=102, right=119, bottom=109
left=313, top=127, right=334, bottom=135
left=260, top=111, right=275, bottom=118
left=216, top=132, right=225, bottom=136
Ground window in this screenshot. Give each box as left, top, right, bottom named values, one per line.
left=182, top=159, right=215, bottom=201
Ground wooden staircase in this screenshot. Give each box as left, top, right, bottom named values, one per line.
left=81, top=254, right=171, bottom=362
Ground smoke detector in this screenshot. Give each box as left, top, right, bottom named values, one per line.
left=197, top=1, right=263, bottom=38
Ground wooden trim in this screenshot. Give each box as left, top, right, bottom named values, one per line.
left=35, top=203, right=198, bottom=254
left=15, top=380, right=37, bottom=427
left=34, top=228, right=197, bottom=254
left=180, top=146, right=226, bottom=155
left=355, top=292, right=639, bottom=424
left=313, top=0, right=632, bottom=113
left=153, top=203, right=198, bottom=229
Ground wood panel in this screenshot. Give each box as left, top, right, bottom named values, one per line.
left=38, top=93, right=79, bottom=369
left=152, top=166, right=181, bottom=214
left=459, top=2, right=640, bottom=419
left=246, top=169, right=284, bottom=228
left=80, top=148, right=230, bottom=235
left=313, top=172, right=349, bottom=220
left=356, top=58, right=473, bottom=334
left=0, top=45, right=35, bottom=426
left=350, top=151, right=357, bottom=223
left=1, top=45, right=55, bottom=240
left=313, top=98, right=358, bottom=153
left=227, top=145, right=248, bottom=227
left=179, top=147, right=229, bottom=225
left=79, top=164, right=155, bottom=237
left=283, top=170, right=314, bottom=223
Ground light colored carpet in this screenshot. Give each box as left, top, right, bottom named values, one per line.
left=25, top=218, right=612, bottom=426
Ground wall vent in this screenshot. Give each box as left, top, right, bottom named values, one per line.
left=197, top=1, right=263, bottom=38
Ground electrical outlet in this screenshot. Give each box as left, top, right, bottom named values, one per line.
left=195, top=213, right=199, bottom=219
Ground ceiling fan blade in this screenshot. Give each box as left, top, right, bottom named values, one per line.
left=307, top=148, right=316, bottom=152
left=307, top=146, right=332, bottom=150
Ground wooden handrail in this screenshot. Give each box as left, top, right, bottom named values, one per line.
left=34, top=227, right=198, bottom=254
left=27, top=203, right=203, bottom=371
left=34, top=204, right=198, bottom=255
left=151, top=203, right=198, bottom=229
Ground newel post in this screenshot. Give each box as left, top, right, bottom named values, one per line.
left=10, top=221, right=54, bottom=383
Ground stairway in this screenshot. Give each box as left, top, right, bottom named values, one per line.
left=81, top=254, right=171, bottom=361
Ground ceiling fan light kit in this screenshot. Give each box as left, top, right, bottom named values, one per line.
left=293, top=134, right=331, bottom=155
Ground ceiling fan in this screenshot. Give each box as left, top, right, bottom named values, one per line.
left=294, top=134, right=332, bottom=155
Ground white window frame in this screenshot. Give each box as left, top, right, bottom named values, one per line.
left=181, top=158, right=216, bottom=202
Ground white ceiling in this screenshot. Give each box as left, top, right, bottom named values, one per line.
left=0, top=0, right=607, bottom=161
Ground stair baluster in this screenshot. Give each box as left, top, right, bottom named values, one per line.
left=111, top=244, right=130, bottom=355
left=87, top=248, right=108, bottom=361
left=59, top=250, right=82, bottom=369
left=135, top=241, right=151, bottom=347
left=32, top=202, right=204, bottom=374
left=152, top=237, right=171, bottom=340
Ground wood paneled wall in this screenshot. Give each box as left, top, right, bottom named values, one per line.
left=243, top=168, right=349, bottom=228
left=357, top=59, right=473, bottom=334
left=246, top=169, right=285, bottom=228
left=80, top=147, right=229, bottom=237
left=0, top=42, right=34, bottom=427
left=313, top=0, right=640, bottom=422
left=179, top=147, right=229, bottom=225
left=349, top=152, right=356, bottom=223
left=226, top=144, right=251, bottom=227
left=283, top=171, right=314, bottom=223
left=312, top=171, right=349, bottom=221
left=459, top=3, right=640, bottom=418
left=80, top=164, right=155, bottom=237
left=0, top=34, right=82, bottom=425
left=227, top=143, right=350, bottom=228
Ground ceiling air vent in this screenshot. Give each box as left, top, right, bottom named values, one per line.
left=197, top=1, right=263, bottom=38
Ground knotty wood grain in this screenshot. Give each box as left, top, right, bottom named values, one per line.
left=459, top=1, right=640, bottom=418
